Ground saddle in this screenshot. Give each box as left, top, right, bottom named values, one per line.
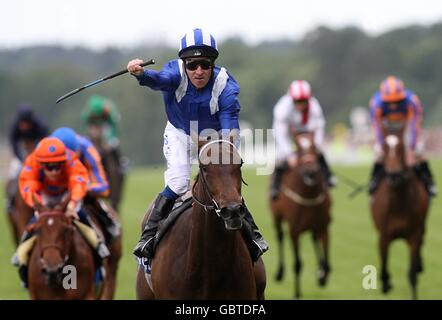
left=138, top=192, right=193, bottom=274
left=153, top=192, right=193, bottom=253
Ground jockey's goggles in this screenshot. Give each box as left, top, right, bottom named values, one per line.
left=184, top=58, right=213, bottom=71
left=42, top=162, right=63, bottom=171
left=293, top=98, right=308, bottom=104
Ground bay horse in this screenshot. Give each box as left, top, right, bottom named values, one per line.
left=87, top=123, right=125, bottom=212
left=270, top=131, right=332, bottom=299
left=370, top=125, right=429, bottom=300
left=136, top=139, right=266, bottom=299
left=27, top=195, right=122, bottom=299
left=82, top=196, right=123, bottom=299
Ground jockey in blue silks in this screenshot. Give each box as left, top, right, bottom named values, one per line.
left=127, top=28, right=268, bottom=263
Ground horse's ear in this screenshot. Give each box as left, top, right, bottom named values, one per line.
left=198, top=137, right=210, bottom=151
left=32, top=193, right=44, bottom=213
left=190, top=131, right=199, bottom=147
left=291, top=128, right=298, bottom=140
left=57, top=192, right=71, bottom=211
left=228, top=129, right=239, bottom=146
left=399, top=122, right=407, bottom=138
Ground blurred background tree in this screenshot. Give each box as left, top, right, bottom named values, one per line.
left=1, top=23, right=441, bottom=165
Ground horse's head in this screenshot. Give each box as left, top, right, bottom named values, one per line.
left=33, top=195, right=73, bottom=288
left=382, top=126, right=408, bottom=187
left=293, top=131, right=321, bottom=186
left=86, top=122, right=105, bottom=149
left=194, top=137, right=245, bottom=231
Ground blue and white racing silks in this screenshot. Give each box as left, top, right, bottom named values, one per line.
left=134, top=59, right=240, bottom=136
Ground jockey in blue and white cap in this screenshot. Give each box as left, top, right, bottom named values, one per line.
left=128, top=28, right=268, bottom=263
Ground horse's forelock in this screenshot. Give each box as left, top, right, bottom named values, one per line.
left=385, top=135, right=399, bottom=148
left=199, top=140, right=242, bottom=166
left=298, top=136, right=312, bottom=151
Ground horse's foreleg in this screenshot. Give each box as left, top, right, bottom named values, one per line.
left=99, top=237, right=122, bottom=300
left=136, top=266, right=155, bottom=300
left=315, top=230, right=330, bottom=287
left=379, top=235, right=392, bottom=294
left=274, top=215, right=285, bottom=282
left=290, top=232, right=302, bottom=300
left=408, top=233, right=423, bottom=300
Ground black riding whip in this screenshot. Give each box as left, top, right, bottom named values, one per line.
left=56, top=59, right=155, bottom=104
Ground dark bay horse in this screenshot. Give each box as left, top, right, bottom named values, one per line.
left=87, top=123, right=125, bottom=212
left=370, top=127, right=429, bottom=300
left=7, top=191, right=34, bottom=246
left=82, top=197, right=122, bottom=299
left=136, top=139, right=266, bottom=299
left=270, top=132, right=331, bottom=299
left=5, top=139, right=36, bottom=245
left=28, top=197, right=97, bottom=299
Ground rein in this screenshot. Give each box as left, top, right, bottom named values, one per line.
left=282, top=187, right=326, bottom=206
left=192, top=176, right=222, bottom=216
left=37, top=210, right=67, bottom=218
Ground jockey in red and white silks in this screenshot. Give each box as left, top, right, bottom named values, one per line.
left=270, top=80, right=335, bottom=200
left=273, top=93, right=325, bottom=164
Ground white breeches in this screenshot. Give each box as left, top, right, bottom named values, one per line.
left=163, top=122, right=196, bottom=195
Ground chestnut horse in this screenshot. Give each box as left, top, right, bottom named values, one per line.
left=270, top=132, right=331, bottom=299
left=136, top=139, right=266, bottom=299
left=28, top=197, right=97, bottom=299
left=370, top=126, right=429, bottom=300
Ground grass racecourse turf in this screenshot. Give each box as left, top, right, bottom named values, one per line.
left=1, top=160, right=441, bottom=300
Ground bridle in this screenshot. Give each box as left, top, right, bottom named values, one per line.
left=191, top=139, right=246, bottom=216
left=383, top=134, right=411, bottom=186
left=284, top=135, right=325, bottom=205
left=36, top=211, right=71, bottom=268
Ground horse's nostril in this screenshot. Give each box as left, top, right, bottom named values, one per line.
left=226, top=204, right=242, bottom=213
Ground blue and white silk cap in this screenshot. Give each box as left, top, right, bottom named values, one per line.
left=179, top=28, right=219, bottom=59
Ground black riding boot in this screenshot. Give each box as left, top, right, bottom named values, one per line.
left=18, top=265, right=28, bottom=288
left=94, top=200, right=121, bottom=242
left=318, top=153, right=337, bottom=188
left=368, top=162, right=384, bottom=195
left=271, top=163, right=288, bottom=200
left=242, top=205, right=269, bottom=262
left=415, top=161, right=437, bottom=197
left=133, top=194, right=176, bottom=259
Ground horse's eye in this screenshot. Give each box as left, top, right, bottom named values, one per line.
left=201, top=166, right=208, bottom=173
